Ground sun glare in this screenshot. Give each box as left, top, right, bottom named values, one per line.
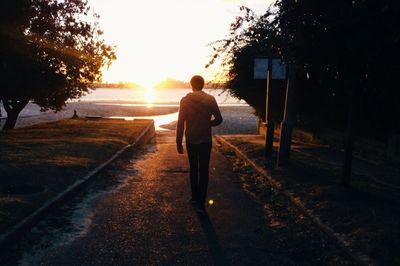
left=144, top=87, right=156, bottom=107
left=93, top=0, right=270, bottom=85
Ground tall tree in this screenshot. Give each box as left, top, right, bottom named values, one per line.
left=276, top=0, right=400, bottom=138
left=209, top=1, right=400, bottom=139
left=0, top=0, right=116, bottom=130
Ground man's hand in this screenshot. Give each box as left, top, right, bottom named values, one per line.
left=177, top=143, right=184, bottom=154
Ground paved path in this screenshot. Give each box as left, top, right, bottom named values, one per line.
left=30, top=131, right=273, bottom=265
left=4, top=131, right=350, bottom=265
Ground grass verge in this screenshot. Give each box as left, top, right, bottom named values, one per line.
left=219, top=135, right=400, bottom=266
left=0, top=118, right=153, bottom=234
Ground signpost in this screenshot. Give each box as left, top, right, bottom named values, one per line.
left=277, top=64, right=296, bottom=166
left=254, top=57, right=286, bottom=158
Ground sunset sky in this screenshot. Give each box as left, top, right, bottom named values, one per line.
left=89, top=0, right=274, bottom=86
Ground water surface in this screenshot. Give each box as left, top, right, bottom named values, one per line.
left=81, top=88, right=247, bottom=106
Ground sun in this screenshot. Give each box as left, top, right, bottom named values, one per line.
left=143, top=87, right=156, bottom=107
left=139, top=79, right=158, bottom=90
left=138, top=78, right=158, bottom=107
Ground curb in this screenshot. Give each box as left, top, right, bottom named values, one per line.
left=215, top=135, right=374, bottom=266
left=0, top=119, right=155, bottom=249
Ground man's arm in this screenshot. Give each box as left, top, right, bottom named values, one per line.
left=210, top=97, right=223, bottom=126
left=176, top=98, right=185, bottom=153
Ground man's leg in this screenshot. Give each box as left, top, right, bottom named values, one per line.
left=197, top=142, right=212, bottom=210
left=186, top=142, right=199, bottom=202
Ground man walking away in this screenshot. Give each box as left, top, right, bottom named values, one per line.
left=176, top=75, right=223, bottom=214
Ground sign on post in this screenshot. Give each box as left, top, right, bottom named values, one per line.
left=272, top=59, right=286, bottom=79
left=254, top=58, right=269, bottom=79
left=254, top=58, right=286, bottom=80
left=254, top=56, right=287, bottom=159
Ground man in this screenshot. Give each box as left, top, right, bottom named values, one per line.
left=176, top=75, right=223, bottom=214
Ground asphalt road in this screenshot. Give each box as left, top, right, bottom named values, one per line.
left=1, top=131, right=352, bottom=265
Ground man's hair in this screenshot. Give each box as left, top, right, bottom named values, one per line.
left=190, top=75, right=205, bottom=91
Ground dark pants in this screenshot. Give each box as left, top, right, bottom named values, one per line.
left=186, top=141, right=212, bottom=208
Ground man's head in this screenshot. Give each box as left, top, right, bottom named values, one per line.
left=190, top=75, right=205, bottom=91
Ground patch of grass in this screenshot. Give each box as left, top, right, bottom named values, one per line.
left=222, top=137, right=400, bottom=265
left=0, top=118, right=152, bottom=234
left=227, top=139, right=269, bottom=166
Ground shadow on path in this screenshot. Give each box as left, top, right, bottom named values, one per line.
left=197, top=212, right=231, bottom=266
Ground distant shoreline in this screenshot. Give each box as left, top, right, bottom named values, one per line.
left=92, top=87, right=223, bottom=90
left=1, top=102, right=257, bottom=135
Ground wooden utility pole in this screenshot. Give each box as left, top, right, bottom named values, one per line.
left=264, top=58, right=274, bottom=158
left=277, top=64, right=296, bottom=166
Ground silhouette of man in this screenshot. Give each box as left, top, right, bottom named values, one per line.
left=176, top=75, right=223, bottom=214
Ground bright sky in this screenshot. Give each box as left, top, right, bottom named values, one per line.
left=89, top=0, right=274, bottom=86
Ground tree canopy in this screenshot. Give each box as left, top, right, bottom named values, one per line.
left=0, top=0, right=116, bottom=129
left=207, top=6, right=285, bottom=120
left=209, top=1, right=400, bottom=139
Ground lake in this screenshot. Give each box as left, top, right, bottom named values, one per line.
left=1, top=88, right=256, bottom=132
left=80, top=88, right=247, bottom=106
left=80, top=88, right=249, bottom=130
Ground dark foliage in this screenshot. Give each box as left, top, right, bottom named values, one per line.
left=0, top=0, right=116, bottom=129
left=209, top=1, right=400, bottom=139
left=207, top=6, right=286, bottom=120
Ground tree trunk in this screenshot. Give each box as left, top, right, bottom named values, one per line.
left=2, top=99, right=29, bottom=130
